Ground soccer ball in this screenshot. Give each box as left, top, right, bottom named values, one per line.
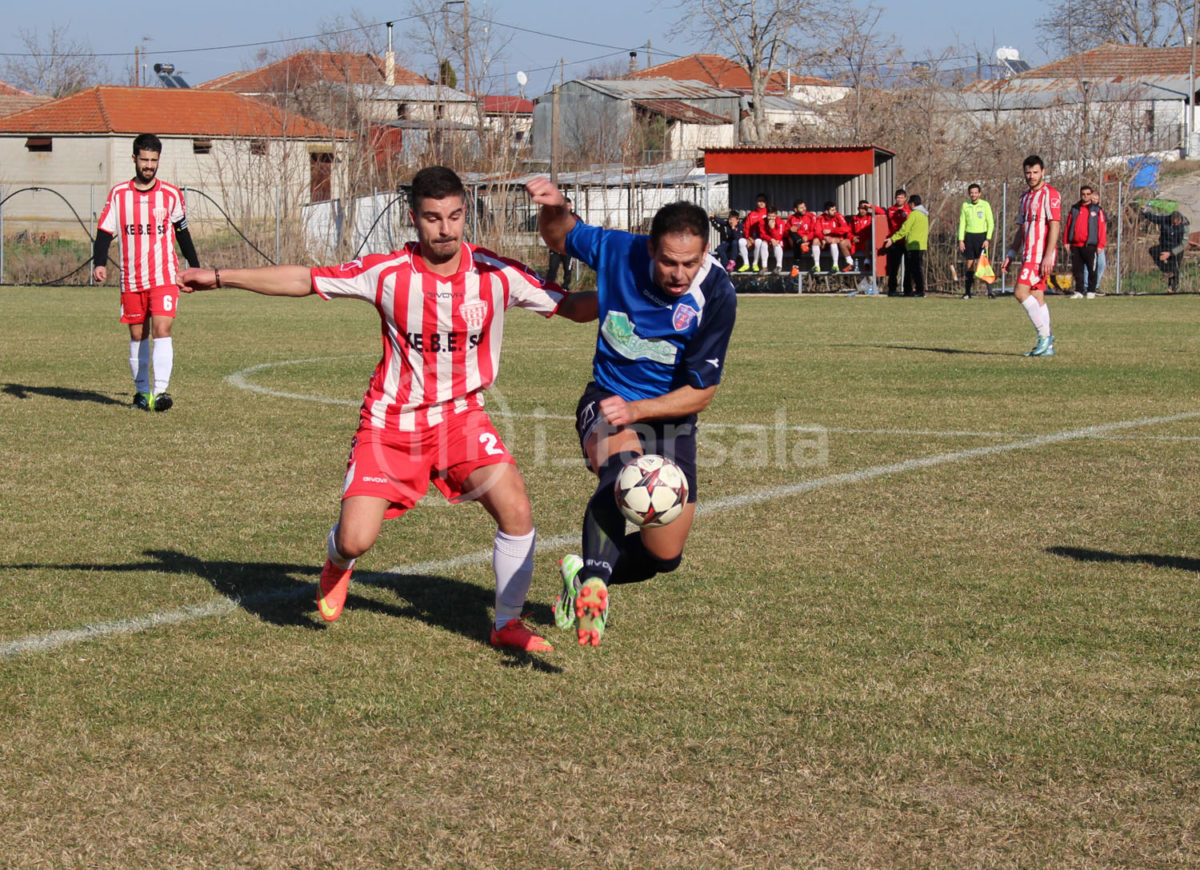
left=613, top=454, right=689, bottom=528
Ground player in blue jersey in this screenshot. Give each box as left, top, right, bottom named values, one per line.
left=527, top=177, right=738, bottom=647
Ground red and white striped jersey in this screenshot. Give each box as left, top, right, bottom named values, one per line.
left=311, top=241, right=565, bottom=434
left=1017, top=182, right=1062, bottom=265
left=96, top=179, right=188, bottom=292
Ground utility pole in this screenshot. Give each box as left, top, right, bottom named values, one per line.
left=551, top=84, right=560, bottom=187
left=462, top=0, right=470, bottom=94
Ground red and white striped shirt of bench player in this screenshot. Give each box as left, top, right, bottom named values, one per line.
left=1017, top=182, right=1062, bottom=266
left=311, top=242, right=565, bottom=433
left=96, top=179, right=188, bottom=292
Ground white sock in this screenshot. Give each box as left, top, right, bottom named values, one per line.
left=737, top=238, right=748, bottom=265
left=830, top=245, right=840, bottom=267
left=493, top=528, right=536, bottom=629
left=1038, top=300, right=1052, bottom=335
left=1020, top=297, right=1048, bottom=337
left=151, top=337, right=173, bottom=393
left=326, top=524, right=355, bottom=569
left=772, top=245, right=783, bottom=270
left=130, top=339, right=150, bottom=393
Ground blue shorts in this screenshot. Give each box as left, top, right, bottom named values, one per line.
left=574, top=381, right=698, bottom=503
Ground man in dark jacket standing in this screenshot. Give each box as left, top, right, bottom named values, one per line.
left=1143, top=206, right=1190, bottom=293
left=1064, top=184, right=1107, bottom=298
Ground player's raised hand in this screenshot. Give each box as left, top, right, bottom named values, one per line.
left=526, top=177, right=567, bottom=208
left=178, top=267, right=217, bottom=293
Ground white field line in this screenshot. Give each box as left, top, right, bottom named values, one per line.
left=5, top=408, right=1198, bottom=660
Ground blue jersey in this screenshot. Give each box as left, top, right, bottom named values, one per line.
left=565, top=221, right=737, bottom=401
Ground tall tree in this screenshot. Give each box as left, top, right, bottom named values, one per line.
left=1038, top=0, right=1192, bottom=53
left=2, top=25, right=104, bottom=97
left=672, top=0, right=831, bottom=143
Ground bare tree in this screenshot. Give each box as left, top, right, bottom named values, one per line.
left=825, top=5, right=897, bottom=142
left=672, top=0, right=831, bottom=143
left=1038, top=0, right=1191, bottom=53
left=2, top=25, right=105, bottom=97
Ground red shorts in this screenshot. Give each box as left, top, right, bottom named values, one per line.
left=341, top=407, right=516, bottom=519
left=120, top=285, right=179, bottom=323
left=1017, top=262, right=1048, bottom=291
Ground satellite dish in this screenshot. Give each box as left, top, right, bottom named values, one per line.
left=516, top=71, right=528, bottom=87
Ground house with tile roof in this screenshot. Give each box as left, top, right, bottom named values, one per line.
left=531, top=78, right=739, bottom=165
left=627, top=53, right=847, bottom=104
left=0, top=86, right=349, bottom=236
left=961, top=43, right=1200, bottom=157
left=0, top=81, right=50, bottom=118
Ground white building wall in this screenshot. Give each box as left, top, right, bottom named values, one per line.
left=0, top=134, right=346, bottom=237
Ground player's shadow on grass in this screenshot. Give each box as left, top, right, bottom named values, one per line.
left=3, top=383, right=126, bottom=405
left=359, top=570, right=562, bottom=672
left=852, top=344, right=1011, bottom=357
left=1047, top=545, right=1200, bottom=573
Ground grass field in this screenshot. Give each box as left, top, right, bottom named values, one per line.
left=2, top=285, right=1198, bottom=868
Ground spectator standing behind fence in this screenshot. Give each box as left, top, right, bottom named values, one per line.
left=546, top=196, right=576, bottom=289
left=1142, top=206, right=1190, bottom=293
left=811, top=202, right=854, bottom=274
left=884, top=190, right=911, bottom=295
left=851, top=200, right=886, bottom=273
left=882, top=194, right=929, bottom=296
left=709, top=211, right=742, bottom=271
left=1090, top=187, right=1109, bottom=288
left=93, top=133, right=200, bottom=412
left=737, top=193, right=769, bottom=272
left=957, top=183, right=994, bottom=299
left=1064, top=184, right=1107, bottom=299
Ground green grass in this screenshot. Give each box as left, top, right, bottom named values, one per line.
left=2, top=287, right=1199, bottom=868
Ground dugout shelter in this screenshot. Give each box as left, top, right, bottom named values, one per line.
left=704, top=145, right=896, bottom=292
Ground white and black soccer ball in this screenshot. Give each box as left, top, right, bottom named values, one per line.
left=613, top=454, right=689, bottom=528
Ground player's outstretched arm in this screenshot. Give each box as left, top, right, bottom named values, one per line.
left=527, top=177, right=576, bottom=254
left=556, top=289, right=598, bottom=323
left=178, top=265, right=314, bottom=297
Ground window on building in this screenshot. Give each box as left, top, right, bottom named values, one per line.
left=310, top=151, right=333, bottom=202
left=193, top=139, right=213, bottom=155
left=397, top=103, right=409, bottom=120
left=25, top=137, right=52, bottom=152
left=249, top=139, right=268, bottom=156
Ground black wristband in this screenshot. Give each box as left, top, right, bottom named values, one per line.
left=214, top=268, right=222, bottom=288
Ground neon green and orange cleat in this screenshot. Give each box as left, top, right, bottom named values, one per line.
left=317, top=558, right=352, bottom=622
left=575, top=578, right=609, bottom=647
left=553, top=554, right=584, bottom=630
left=491, top=618, right=553, bottom=652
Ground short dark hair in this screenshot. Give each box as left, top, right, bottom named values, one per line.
left=908, top=194, right=922, bottom=207
left=858, top=199, right=870, bottom=208
left=1080, top=184, right=1094, bottom=194
left=133, top=133, right=162, bottom=155
left=968, top=183, right=981, bottom=193
left=649, top=201, right=709, bottom=245
left=823, top=201, right=837, bottom=210
left=793, top=199, right=806, bottom=209
left=411, top=165, right=465, bottom=206
left=894, top=189, right=907, bottom=197
left=1023, top=154, right=1044, bottom=169
left=755, top=192, right=768, bottom=203
left=728, top=210, right=740, bottom=218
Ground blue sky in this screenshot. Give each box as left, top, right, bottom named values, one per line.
left=1, top=1, right=1050, bottom=95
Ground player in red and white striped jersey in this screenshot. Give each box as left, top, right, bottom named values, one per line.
left=93, top=133, right=200, bottom=411
left=1001, top=155, right=1062, bottom=357
left=179, top=166, right=597, bottom=652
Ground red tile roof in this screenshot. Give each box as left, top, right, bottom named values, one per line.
left=0, top=86, right=344, bottom=138
left=634, top=99, right=730, bottom=124
left=0, top=94, right=50, bottom=117
left=1017, top=42, right=1193, bottom=79
left=481, top=95, right=533, bottom=114
left=196, top=50, right=428, bottom=92
left=627, top=53, right=833, bottom=91
left=0, top=81, right=34, bottom=97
